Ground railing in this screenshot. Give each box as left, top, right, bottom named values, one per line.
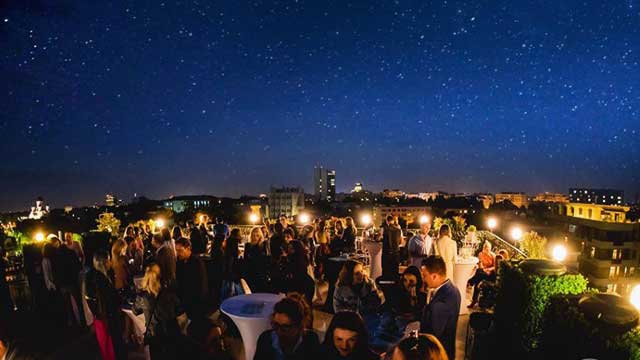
left=477, top=230, right=528, bottom=258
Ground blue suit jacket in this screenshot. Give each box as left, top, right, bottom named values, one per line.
left=420, top=280, right=461, bottom=360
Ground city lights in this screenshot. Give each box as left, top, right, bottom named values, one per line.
left=419, top=214, right=430, bottom=224
left=511, top=227, right=523, bottom=241
left=487, top=217, right=498, bottom=231
left=360, top=213, right=372, bottom=226
left=552, top=244, right=568, bottom=262
left=631, top=285, right=640, bottom=311
left=34, top=232, right=45, bottom=242
left=298, top=213, right=310, bottom=224
left=249, top=213, right=260, bottom=224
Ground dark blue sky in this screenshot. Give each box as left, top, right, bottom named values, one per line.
left=1, top=0, right=639, bottom=211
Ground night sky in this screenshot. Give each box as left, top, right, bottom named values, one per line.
left=1, top=1, right=639, bottom=211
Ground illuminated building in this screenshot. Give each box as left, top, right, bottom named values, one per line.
left=314, top=166, right=336, bottom=202
left=569, top=188, right=624, bottom=205
left=495, top=192, right=529, bottom=208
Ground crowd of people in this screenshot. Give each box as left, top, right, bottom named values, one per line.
left=2, top=213, right=506, bottom=360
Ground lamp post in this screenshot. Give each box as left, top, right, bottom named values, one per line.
left=511, top=227, right=523, bottom=242
left=631, top=284, right=640, bottom=312
left=419, top=214, right=430, bottom=225
left=552, top=244, right=567, bottom=262
left=360, top=214, right=372, bottom=227
left=487, top=217, right=498, bottom=232
left=249, top=213, right=260, bottom=225
left=34, top=232, right=45, bottom=242
left=155, top=218, right=165, bottom=230
left=298, top=213, right=310, bottom=225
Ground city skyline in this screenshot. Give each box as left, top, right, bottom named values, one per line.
left=2, top=1, right=639, bottom=212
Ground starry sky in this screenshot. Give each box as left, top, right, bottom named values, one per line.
left=1, top=0, right=640, bottom=211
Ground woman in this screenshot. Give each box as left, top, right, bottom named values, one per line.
left=156, top=244, right=176, bottom=288
left=313, top=220, right=331, bottom=280
left=330, top=219, right=346, bottom=256
left=342, top=217, right=357, bottom=253
left=84, top=250, right=126, bottom=360
left=284, top=240, right=315, bottom=305
left=333, top=260, right=381, bottom=317
left=322, top=311, right=378, bottom=360
left=378, top=266, right=426, bottom=346
left=133, top=263, right=187, bottom=360
left=387, top=333, right=448, bottom=360
left=243, top=227, right=270, bottom=293
left=220, top=228, right=243, bottom=300
left=111, top=239, right=129, bottom=291
left=435, top=224, right=457, bottom=280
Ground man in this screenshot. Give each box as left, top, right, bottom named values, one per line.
left=211, top=217, right=229, bottom=256
left=407, top=221, right=434, bottom=268
left=283, top=228, right=295, bottom=245
left=255, top=297, right=320, bottom=360
left=63, top=232, right=85, bottom=266
left=188, top=222, right=207, bottom=255
left=467, top=241, right=496, bottom=308
left=279, top=214, right=298, bottom=239
left=50, top=235, right=84, bottom=327
left=382, top=216, right=402, bottom=279
left=175, top=237, right=209, bottom=320
left=419, top=255, right=461, bottom=360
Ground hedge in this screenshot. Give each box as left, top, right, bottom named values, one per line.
left=493, top=260, right=588, bottom=355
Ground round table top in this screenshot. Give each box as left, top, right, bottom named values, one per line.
left=220, top=293, right=283, bottom=319
left=455, top=256, right=479, bottom=265
left=328, top=256, right=352, bottom=262
left=519, top=258, right=567, bottom=276
left=579, top=293, right=639, bottom=331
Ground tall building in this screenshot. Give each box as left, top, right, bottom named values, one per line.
left=569, top=188, right=624, bottom=205
left=268, top=186, right=305, bottom=219
left=314, top=166, right=336, bottom=202
left=534, top=192, right=568, bottom=203
left=351, top=183, right=363, bottom=193
left=105, top=194, right=117, bottom=207
left=28, top=197, right=49, bottom=220
left=495, top=192, right=529, bottom=208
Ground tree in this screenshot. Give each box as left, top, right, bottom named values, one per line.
left=521, top=231, right=547, bottom=259
left=433, top=216, right=468, bottom=244
left=96, top=213, right=121, bottom=236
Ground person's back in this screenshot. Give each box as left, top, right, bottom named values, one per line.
left=255, top=329, right=320, bottom=360
left=54, top=245, right=81, bottom=289
left=189, top=227, right=206, bottom=255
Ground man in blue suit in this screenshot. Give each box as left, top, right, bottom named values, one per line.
left=420, top=255, right=461, bottom=360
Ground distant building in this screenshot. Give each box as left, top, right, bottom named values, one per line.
left=351, top=183, right=363, bottom=193
left=418, top=192, right=449, bottom=202
left=495, top=192, right=529, bottom=208
left=28, top=197, right=50, bottom=220
left=534, top=192, right=568, bottom=203
left=476, top=194, right=494, bottom=209
left=560, top=213, right=640, bottom=297
left=569, top=188, right=624, bottom=206
left=105, top=194, right=117, bottom=207
left=383, top=189, right=405, bottom=199
left=268, top=186, right=305, bottom=219
left=163, top=195, right=214, bottom=213
left=372, top=205, right=431, bottom=225
left=314, top=166, right=336, bottom=202
left=560, top=203, right=631, bottom=223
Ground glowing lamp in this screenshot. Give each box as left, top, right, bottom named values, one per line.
left=298, top=213, right=310, bottom=224
left=631, top=284, right=640, bottom=311
left=155, top=218, right=165, bottom=229
left=249, top=213, right=260, bottom=224
left=419, top=214, right=430, bottom=225
left=487, top=218, right=498, bottom=231
left=360, top=214, right=372, bottom=226
left=511, top=227, right=523, bottom=241
left=552, top=244, right=567, bottom=262
left=34, top=232, right=45, bottom=242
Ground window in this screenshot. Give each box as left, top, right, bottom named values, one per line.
left=590, top=247, right=595, bottom=258
left=609, top=266, right=620, bottom=278
left=588, top=209, right=593, bottom=219
left=578, top=208, right=583, bottom=215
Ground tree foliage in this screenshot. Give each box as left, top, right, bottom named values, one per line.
left=96, top=212, right=121, bottom=236
left=521, top=231, right=547, bottom=259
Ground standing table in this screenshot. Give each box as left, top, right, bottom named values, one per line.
left=363, top=241, right=382, bottom=280
left=220, top=293, right=284, bottom=360
left=453, top=256, right=479, bottom=315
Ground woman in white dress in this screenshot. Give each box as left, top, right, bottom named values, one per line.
left=435, top=224, right=457, bottom=280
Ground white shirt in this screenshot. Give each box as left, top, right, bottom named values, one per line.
left=426, top=279, right=450, bottom=304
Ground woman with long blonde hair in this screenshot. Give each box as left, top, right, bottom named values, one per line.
left=244, top=227, right=269, bottom=292
left=111, top=239, right=129, bottom=290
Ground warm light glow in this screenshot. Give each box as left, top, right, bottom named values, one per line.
left=419, top=214, right=430, bottom=224
left=249, top=213, right=260, bottom=224
left=631, top=285, right=640, bottom=311
left=552, top=244, right=567, bottom=262
left=511, top=227, right=523, bottom=241
left=34, top=232, right=45, bottom=242
left=155, top=218, right=165, bottom=229
left=360, top=214, right=372, bottom=226
left=298, top=213, right=310, bottom=224
left=199, top=215, right=206, bottom=223
left=487, top=218, right=498, bottom=231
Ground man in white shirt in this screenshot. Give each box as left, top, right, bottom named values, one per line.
left=407, top=221, right=434, bottom=268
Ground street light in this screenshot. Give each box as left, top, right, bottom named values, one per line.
left=155, top=218, right=165, bottom=229
left=631, top=284, right=640, bottom=311
left=360, top=214, right=372, bottom=226
left=487, top=217, right=498, bottom=231
left=419, top=214, right=430, bottom=225
left=511, top=227, right=523, bottom=241
left=249, top=213, right=260, bottom=224
left=298, top=213, right=310, bottom=225
left=34, top=232, right=45, bottom=242
left=552, top=244, right=567, bottom=262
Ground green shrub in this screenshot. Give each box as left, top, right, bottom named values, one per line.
left=493, top=260, right=588, bottom=355
left=541, top=295, right=640, bottom=360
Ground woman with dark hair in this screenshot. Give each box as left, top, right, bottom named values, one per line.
left=342, top=217, right=357, bottom=253
left=330, top=219, right=346, bottom=256
left=333, top=260, right=381, bottom=317
left=283, top=240, right=315, bottom=304
left=387, top=333, right=448, bottom=360
left=321, top=311, right=378, bottom=360
left=156, top=245, right=176, bottom=288
left=220, top=228, right=244, bottom=300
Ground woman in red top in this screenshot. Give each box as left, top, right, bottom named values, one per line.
left=467, top=242, right=496, bottom=308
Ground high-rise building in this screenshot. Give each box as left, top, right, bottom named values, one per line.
left=314, top=166, right=336, bottom=202
left=352, top=183, right=363, bottom=193
left=106, top=194, right=117, bottom=207
left=569, top=188, right=624, bottom=206
left=495, top=192, right=529, bottom=208
left=268, top=186, right=305, bottom=219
